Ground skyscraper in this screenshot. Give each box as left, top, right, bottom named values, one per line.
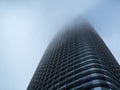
left=27, top=22, right=120, bottom=90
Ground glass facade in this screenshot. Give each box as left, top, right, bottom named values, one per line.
left=27, top=23, right=120, bottom=90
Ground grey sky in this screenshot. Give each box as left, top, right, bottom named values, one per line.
left=0, top=0, right=120, bottom=90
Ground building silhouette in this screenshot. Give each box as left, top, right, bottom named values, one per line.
left=27, top=22, right=120, bottom=90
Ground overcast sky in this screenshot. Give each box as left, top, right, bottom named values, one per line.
left=0, top=0, right=120, bottom=90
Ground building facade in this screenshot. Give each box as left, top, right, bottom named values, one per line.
left=27, top=23, right=120, bottom=90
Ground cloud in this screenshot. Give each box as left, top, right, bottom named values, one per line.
left=0, top=0, right=106, bottom=90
